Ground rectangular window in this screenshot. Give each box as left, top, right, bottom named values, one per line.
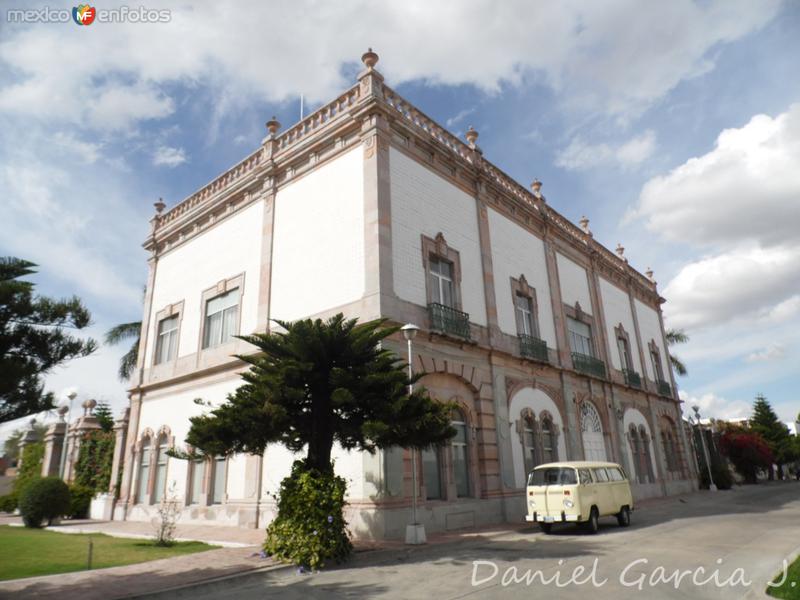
left=515, top=293, right=535, bottom=336
left=189, top=459, right=205, bottom=504
left=429, top=257, right=454, bottom=307
left=203, top=288, right=240, bottom=349
left=650, top=349, right=664, bottom=380
left=567, top=317, right=593, bottom=356
left=617, top=337, right=630, bottom=371
left=137, top=445, right=150, bottom=503
left=421, top=447, right=442, bottom=500
left=211, top=456, right=226, bottom=504
left=155, top=315, right=179, bottom=364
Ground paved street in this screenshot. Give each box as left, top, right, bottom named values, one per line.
left=139, top=482, right=800, bottom=600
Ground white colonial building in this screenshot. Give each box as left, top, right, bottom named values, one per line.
left=114, top=50, right=696, bottom=539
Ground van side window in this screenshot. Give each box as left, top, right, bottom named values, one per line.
left=578, top=469, right=593, bottom=484
left=608, top=468, right=625, bottom=482
left=593, top=468, right=609, bottom=482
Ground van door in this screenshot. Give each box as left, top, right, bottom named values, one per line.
left=608, top=467, right=631, bottom=510
left=592, top=468, right=613, bottom=515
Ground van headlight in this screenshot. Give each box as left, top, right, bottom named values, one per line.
left=563, top=499, right=574, bottom=509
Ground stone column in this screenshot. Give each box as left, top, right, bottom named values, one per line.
left=64, top=400, right=102, bottom=483
left=41, top=423, right=66, bottom=478
left=116, top=393, right=142, bottom=518
left=108, top=408, right=129, bottom=496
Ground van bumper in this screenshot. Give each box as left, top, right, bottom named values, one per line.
left=526, top=511, right=580, bottom=523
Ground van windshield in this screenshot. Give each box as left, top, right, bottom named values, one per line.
left=528, top=467, right=578, bottom=486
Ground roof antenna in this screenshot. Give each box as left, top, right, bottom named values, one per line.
left=300, top=94, right=304, bottom=120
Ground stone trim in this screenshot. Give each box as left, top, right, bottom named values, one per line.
left=421, top=232, right=463, bottom=310
left=151, top=300, right=184, bottom=367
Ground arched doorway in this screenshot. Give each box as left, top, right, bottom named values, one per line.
left=580, top=401, right=607, bottom=461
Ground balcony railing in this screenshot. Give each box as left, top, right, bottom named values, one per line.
left=622, top=368, right=642, bottom=388
left=518, top=334, right=549, bottom=363
left=572, top=352, right=606, bottom=379
left=428, top=303, right=471, bottom=339
left=657, top=379, right=672, bottom=397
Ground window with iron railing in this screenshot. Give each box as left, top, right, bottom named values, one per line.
left=622, top=368, right=642, bottom=388
left=572, top=352, right=606, bottom=379
left=428, top=302, right=470, bottom=339
left=519, top=334, right=548, bottom=362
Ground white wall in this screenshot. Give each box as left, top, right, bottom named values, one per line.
left=623, top=408, right=659, bottom=477
left=556, top=253, right=592, bottom=315
left=390, top=148, right=487, bottom=326
left=508, top=387, right=569, bottom=488
left=145, top=201, right=265, bottom=365
left=487, top=208, right=557, bottom=347
left=270, top=146, right=365, bottom=322
left=634, top=299, right=670, bottom=381
left=599, top=277, right=642, bottom=373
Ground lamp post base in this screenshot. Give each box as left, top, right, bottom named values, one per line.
left=709, top=483, right=718, bottom=492
left=405, top=523, right=426, bottom=545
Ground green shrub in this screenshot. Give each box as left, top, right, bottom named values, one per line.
left=700, top=463, right=734, bottom=490
left=0, top=491, right=18, bottom=512
left=67, top=483, right=94, bottom=519
left=14, top=442, right=44, bottom=493
left=264, top=460, right=352, bottom=570
left=19, top=477, right=71, bottom=528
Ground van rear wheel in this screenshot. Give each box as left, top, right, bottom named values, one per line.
left=539, top=523, right=553, bottom=534
left=617, top=506, right=631, bottom=527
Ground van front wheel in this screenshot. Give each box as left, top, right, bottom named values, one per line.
left=617, top=506, right=631, bottom=527
left=584, top=508, right=599, bottom=534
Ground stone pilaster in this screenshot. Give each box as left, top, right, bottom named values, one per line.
left=41, top=422, right=66, bottom=478
left=109, top=408, right=129, bottom=496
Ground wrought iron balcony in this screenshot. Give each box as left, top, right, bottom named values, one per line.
left=428, top=303, right=471, bottom=339
left=572, top=352, right=606, bottom=379
left=622, top=368, right=642, bottom=388
left=657, top=379, right=672, bottom=397
left=518, top=334, right=548, bottom=363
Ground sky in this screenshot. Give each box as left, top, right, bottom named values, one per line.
left=0, top=0, right=798, bottom=434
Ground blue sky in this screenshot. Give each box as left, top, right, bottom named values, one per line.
left=0, top=1, right=798, bottom=426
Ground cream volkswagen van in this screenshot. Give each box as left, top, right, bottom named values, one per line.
left=525, top=461, right=633, bottom=534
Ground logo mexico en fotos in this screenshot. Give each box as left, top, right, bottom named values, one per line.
left=6, top=5, right=171, bottom=24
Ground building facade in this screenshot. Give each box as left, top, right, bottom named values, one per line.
left=114, top=50, right=697, bottom=539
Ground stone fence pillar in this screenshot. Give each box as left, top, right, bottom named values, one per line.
left=63, top=399, right=101, bottom=483
left=16, top=420, right=41, bottom=471
left=42, top=422, right=67, bottom=478
left=108, top=408, right=130, bottom=496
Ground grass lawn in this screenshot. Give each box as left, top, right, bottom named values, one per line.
left=0, top=525, right=216, bottom=581
left=768, top=555, right=800, bottom=599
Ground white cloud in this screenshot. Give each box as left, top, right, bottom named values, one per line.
left=556, top=130, right=656, bottom=170
left=153, top=145, right=187, bottom=167
left=636, top=104, right=800, bottom=248
left=678, top=390, right=752, bottom=421
left=662, top=244, right=800, bottom=330
left=446, top=108, right=475, bottom=128
left=746, top=344, right=786, bottom=363
left=0, top=1, right=780, bottom=132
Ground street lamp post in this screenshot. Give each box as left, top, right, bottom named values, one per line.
left=59, top=391, right=78, bottom=479
left=692, top=405, right=717, bottom=492
left=401, top=323, right=426, bottom=545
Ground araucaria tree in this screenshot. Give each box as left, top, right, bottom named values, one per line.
left=750, top=394, right=792, bottom=479
left=0, top=258, right=96, bottom=423
left=184, top=314, right=456, bottom=568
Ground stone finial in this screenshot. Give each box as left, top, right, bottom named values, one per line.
left=645, top=267, right=655, bottom=282
left=153, top=197, right=166, bottom=214
left=361, top=47, right=379, bottom=70
left=531, top=179, right=542, bottom=197
left=465, top=126, right=479, bottom=148
left=616, top=243, right=626, bottom=260
left=82, top=398, right=97, bottom=416
left=57, top=405, right=69, bottom=421
left=579, top=215, right=590, bottom=234
left=266, top=116, right=281, bottom=136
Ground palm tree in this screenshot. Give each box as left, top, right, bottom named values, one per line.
left=105, top=321, right=141, bottom=381
left=665, top=328, right=689, bottom=376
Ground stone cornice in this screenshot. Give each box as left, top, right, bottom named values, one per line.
left=144, top=70, right=662, bottom=306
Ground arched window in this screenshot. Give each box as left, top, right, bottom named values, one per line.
left=520, top=411, right=538, bottom=474
left=152, top=435, right=170, bottom=503
left=639, top=425, right=654, bottom=483
left=541, top=415, right=558, bottom=463
left=421, top=446, right=443, bottom=500
left=451, top=408, right=470, bottom=498
left=628, top=425, right=643, bottom=483
left=580, top=401, right=607, bottom=461
left=137, top=437, right=151, bottom=503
